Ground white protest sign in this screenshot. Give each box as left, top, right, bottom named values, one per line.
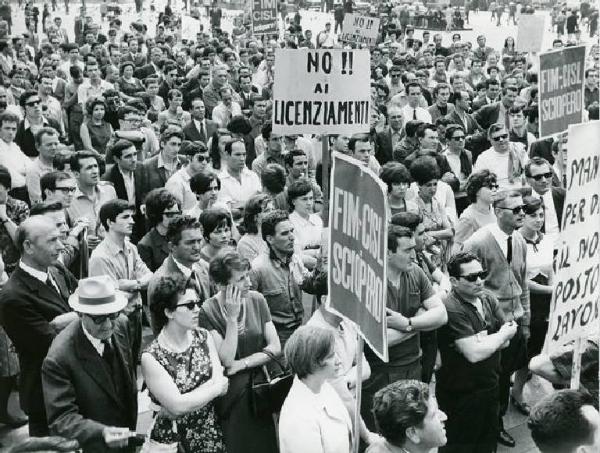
left=181, top=16, right=201, bottom=40
left=544, top=121, right=600, bottom=355
left=516, top=15, right=545, bottom=53
left=272, top=48, right=371, bottom=135
left=339, top=13, right=380, bottom=48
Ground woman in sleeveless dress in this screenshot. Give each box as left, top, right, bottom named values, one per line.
left=141, top=275, right=228, bottom=452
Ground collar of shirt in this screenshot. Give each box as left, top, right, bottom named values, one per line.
left=102, top=235, right=128, bottom=257
left=73, top=184, right=102, bottom=201
left=487, top=222, right=512, bottom=254
left=172, top=256, right=192, bottom=278
left=19, top=260, right=48, bottom=283
left=24, top=116, right=48, bottom=130
left=157, top=152, right=180, bottom=171
left=81, top=321, right=105, bottom=356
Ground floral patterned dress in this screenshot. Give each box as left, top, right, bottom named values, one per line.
left=145, top=328, right=225, bottom=452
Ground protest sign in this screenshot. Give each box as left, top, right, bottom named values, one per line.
left=181, top=15, right=201, bottom=40
left=538, top=46, right=586, bottom=139
left=516, top=15, right=545, bottom=53
left=544, top=121, right=600, bottom=355
left=272, top=49, right=371, bottom=135
left=339, top=13, right=380, bottom=48
left=328, top=152, right=388, bottom=361
left=252, top=0, right=278, bottom=36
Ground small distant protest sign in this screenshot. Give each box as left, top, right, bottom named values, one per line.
left=339, top=14, right=380, bottom=48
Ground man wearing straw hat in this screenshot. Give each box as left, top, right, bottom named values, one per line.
left=42, top=275, right=138, bottom=453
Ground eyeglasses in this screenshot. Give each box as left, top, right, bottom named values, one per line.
left=176, top=300, right=202, bottom=310
left=460, top=270, right=488, bottom=282
left=163, top=210, right=181, bottom=218
left=497, top=205, right=525, bottom=215
left=195, top=154, right=211, bottom=163
left=55, top=186, right=77, bottom=193
left=88, top=312, right=120, bottom=324
left=530, top=172, right=553, bottom=181
left=452, top=135, right=465, bottom=141
left=491, top=134, right=509, bottom=141
left=25, top=99, right=41, bottom=106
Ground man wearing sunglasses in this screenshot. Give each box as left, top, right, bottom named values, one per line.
left=165, top=141, right=211, bottom=211
left=437, top=251, right=517, bottom=453
left=524, top=157, right=565, bottom=246
left=15, top=89, right=61, bottom=158
left=463, top=189, right=530, bottom=448
left=42, top=276, right=139, bottom=452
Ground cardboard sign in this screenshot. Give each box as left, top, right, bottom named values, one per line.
left=538, top=46, right=586, bottom=139
left=252, top=0, right=278, bottom=36
left=544, top=121, right=600, bottom=355
left=328, top=152, right=389, bottom=362
left=516, top=15, right=545, bottom=53
left=272, top=49, right=371, bottom=135
left=339, top=13, right=380, bottom=48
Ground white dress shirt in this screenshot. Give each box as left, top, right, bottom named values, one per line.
left=165, top=167, right=196, bottom=211
left=401, top=104, right=433, bottom=123
left=217, top=167, right=261, bottom=207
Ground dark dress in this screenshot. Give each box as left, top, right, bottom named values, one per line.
left=84, top=119, right=112, bottom=155
left=198, top=291, right=279, bottom=453
left=145, top=328, right=225, bottom=452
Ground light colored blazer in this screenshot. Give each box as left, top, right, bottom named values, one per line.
left=279, top=377, right=353, bottom=453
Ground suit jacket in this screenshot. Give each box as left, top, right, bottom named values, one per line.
left=139, top=154, right=181, bottom=202
left=551, top=186, right=566, bottom=228
left=15, top=116, right=62, bottom=157
left=183, top=119, right=218, bottom=145
left=473, top=102, right=502, bottom=131
left=0, top=264, right=78, bottom=418
left=374, top=127, right=397, bottom=166
left=428, top=103, right=455, bottom=124
left=123, top=52, right=146, bottom=68
left=445, top=109, right=481, bottom=135
left=147, top=255, right=210, bottom=335
left=42, top=317, right=137, bottom=453
left=102, top=164, right=144, bottom=209
left=137, top=228, right=170, bottom=272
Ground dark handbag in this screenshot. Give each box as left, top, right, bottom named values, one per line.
left=249, top=350, right=294, bottom=417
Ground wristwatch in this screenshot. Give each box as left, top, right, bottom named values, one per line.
left=404, top=318, right=413, bottom=332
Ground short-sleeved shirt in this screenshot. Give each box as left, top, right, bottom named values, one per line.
left=366, top=265, right=434, bottom=368
left=65, top=182, right=117, bottom=234
left=437, top=290, right=505, bottom=394
left=198, top=290, right=271, bottom=360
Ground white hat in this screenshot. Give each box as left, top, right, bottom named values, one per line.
left=69, top=276, right=128, bottom=315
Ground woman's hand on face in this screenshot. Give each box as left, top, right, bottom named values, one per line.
left=224, top=284, right=242, bottom=321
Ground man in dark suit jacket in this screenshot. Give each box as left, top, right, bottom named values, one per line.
left=42, top=276, right=137, bottom=453
left=474, top=86, right=518, bottom=132
left=147, top=216, right=210, bottom=335
left=183, top=98, right=218, bottom=145
left=0, top=216, right=78, bottom=436
left=140, top=127, right=184, bottom=202
left=15, top=89, right=62, bottom=157
left=374, top=105, right=404, bottom=165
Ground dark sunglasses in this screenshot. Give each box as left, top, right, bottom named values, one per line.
left=531, top=172, right=553, bottom=181
left=25, top=99, right=41, bottom=106
left=177, top=300, right=202, bottom=310
left=196, top=154, right=211, bottom=163
left=460, top=270, right=488, bottom=282
left=452, top=135, right=465, bottom=141
left=88, top=312, right=120, bottom=324
left=163, top=210, right=181, bottom=218
left=491, top=134, right=508, bottom=141
left=498, top=205, right=525, bottom=215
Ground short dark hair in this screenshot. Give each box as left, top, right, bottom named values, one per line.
left=70, top=150, right=100, bottom=173
left=34, top=127, right=58, bottom=147
left=284, top=325, right=335, bottom=379
left=166, top=215, right=201, bottom=245
left=387, top=224, right=413, bottom=253
left=243, top=193, right=272, bottom=234
left=144, top=188, right=180, bottom=228
left=525, top=156, right=551, bottom=177
left=199, top=207, right=231, bottom=241
left=40, top=171, right=72, bottom=199
left=380, top=162, right=411, bottom=193
left=447, top=251, right=481, bottom=278
left=85, top=96, right=107, bottom=116
left=179, top=140, right=208, bottom=158
left=0, top=164, right=12, bottom=189
left=416, top=123, right=436, bottom=139
left=29, top=201, right=64, bottom=216
left=261, top=163, right=286, bottom=194
left=110, top=139, right=136, bottom=160
left=99, top=199, right=134, bottom=231
left=390, top=211, right=422, bottom=231
left=465, top=170, right=497, bottom=203
left=409, top=156, right=440, bottom=185
left=284, top=149, right=307, bottom=169
left=0, top=111, right=20, bottom=128
left=149, top=275, right=197, bottom=331
left=523, top=195, right=544, bottom=216
left=189, top=171, right=220, bottom=196
left=224, top=139, right=245, bottom=156
left=209, top=249, right=250, bottom=286
left=372, top=380, right=431, bottom=447
left=160, top=126, right=184, bottom=143
left=348, top=133, right=370, bottom=152
left=528, top=390, right=598, bottom=453
left=19, top=89, right=39, bottom=107
left=405, top=120, right=424, bottom=138
left=261, top=209, right=289, bottom=242
left=444, top=124, right=464, bottom=141
left=287, top=178, right=313, bottom=212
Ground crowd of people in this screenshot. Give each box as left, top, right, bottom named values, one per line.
left=0, top=0, right=597, bottom=452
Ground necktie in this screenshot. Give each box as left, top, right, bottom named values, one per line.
left=505, top=109, right=511, bottom=129
left=506, top=236, right=513, bottom=264
left=540, top=199, right=546, bottom=233
left=413, top=109, right=417, bottom=120
left=199, top=121, right=206, bottom=142
left=102, top=339, right=115, bottom=374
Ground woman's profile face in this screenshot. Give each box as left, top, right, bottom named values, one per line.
left=318, top=348, right=341, bottom=380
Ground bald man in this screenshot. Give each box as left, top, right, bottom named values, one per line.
left=0, top=216, right=78, bottom=436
